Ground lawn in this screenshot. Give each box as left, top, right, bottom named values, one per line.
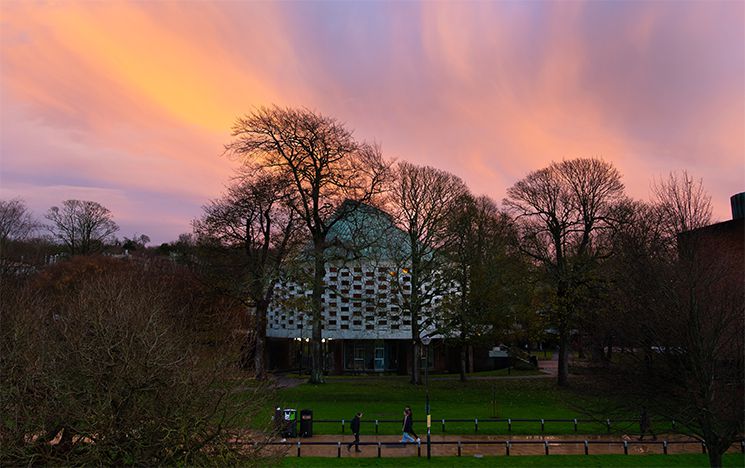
left=280, top=454, right=744, bottom=467
left=248, top=377, right=636, bottom=435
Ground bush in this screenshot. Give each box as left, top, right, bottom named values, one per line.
left=0, top=256, right=277, bottom=466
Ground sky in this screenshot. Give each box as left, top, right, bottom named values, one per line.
left=1, top=1, right=743, bottom=244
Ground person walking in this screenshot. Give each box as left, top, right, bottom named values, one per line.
left=639, top=406, right=657, bottom=441
left=401, top=407, right=420, bottom=444
left=347, top=412, right=363, bottom=452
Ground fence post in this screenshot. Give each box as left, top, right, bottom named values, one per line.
left=663, top=440, right=668, bottom=455
left=341, top=419, right=345, bottom=433
left=701, top=442, right=706, bottom=454
left=508, top=418, right=512, bottom=432
left=573, top=418, right=578, bottom=432
left=671, top=419, right=676, bottom=431
left=458, top=441, right=462, bottom=457
left=506, top=441, right=511, bottom=456
left=375, top=420, right=379, bottom=434
left=584, top=440, right=589, bottom=455
left=296, top=441, right=301, bottom=457
left=337, top=442, right=341, bottom=458
left=417, top=440, right=421, bottom=457
left=623, top=440, right=628, bottom=455
left=474, top=418, right=478, bottom=433
left=544, top=440, right=549, bottom=455
left=606, top=419, right=611, bottom=433
left=541, top=419, right=545, bottom=432
left=741, top=440, right=745, bottom=454
left=378, top=442, right=382, bottom=458
left=442, top=419, right=446, bottom=433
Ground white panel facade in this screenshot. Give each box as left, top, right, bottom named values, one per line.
left=266, top=262, right=443, bottom=340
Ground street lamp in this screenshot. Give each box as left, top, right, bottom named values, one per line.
left=421, top=335, right=432, bottom=460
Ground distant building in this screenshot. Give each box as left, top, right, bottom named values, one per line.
left=265, top=201, right=450, bottom=374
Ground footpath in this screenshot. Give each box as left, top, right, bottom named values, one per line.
left=270, top=433, right=741, bottom=458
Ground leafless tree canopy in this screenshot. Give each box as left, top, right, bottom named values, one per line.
left=45, top=200, right=119, bottom=255
left=0, top=198, right=38, bottom=257
left=386, top=161, right=468, bottom=384
left=224, top=106, right=391, bottom=384
left=0, top=257, right=274, bottom=466
left=194, top=169, right=302, bottom=379
left=504, top=158, right=626, bottom=386
left=652, top=170, right=713, bottom=243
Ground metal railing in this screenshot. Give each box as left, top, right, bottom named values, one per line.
left=260, top=438, right=745, bottom=458
left=317, top=417, right=670, bottom=434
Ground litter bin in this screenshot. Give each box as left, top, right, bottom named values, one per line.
left=299, top=409, right=313, bottom=437
left=283, top=408, right=297, bottom=438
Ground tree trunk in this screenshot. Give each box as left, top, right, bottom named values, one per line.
left=468, top=345, right=474, bottom=373
left=309, top=246, right=325, bottom=384
left=459, top=343, right=467, bottom=382
left=558, top=327, right=570, bottom=387
left=707, top=449, right=723, bottom=468
left=253, top=303, right=268, bottom=380
left=411, top=340, right=421, bottom=385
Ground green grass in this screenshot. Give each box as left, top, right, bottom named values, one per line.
left=280, top=454, right=744, bottom=467
left=247, top=378, right=629, bottom=435
left=430, top=368, right=543, bottom=377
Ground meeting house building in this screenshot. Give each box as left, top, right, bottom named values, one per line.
left=264, top=201, right=451, bottom=375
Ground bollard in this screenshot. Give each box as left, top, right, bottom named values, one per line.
left=341, top=419, right=345, bottom=433
left=584, top=440, right=589, bottom=455
left=337, top=442, right=341, bottom=458
left=663, top=440, right=668, bottom=455
left=475, top=418, right=479, bottom=432
left=624, top=440, right=628, bottom=455
left=378, top=442, right=382, bottom=458
left=506, top=441, right=511, bottom=456
left=541, top=419, right=545, bottom=432
left=375, top=420, right=379, bottom=434
left=544, top=440, right=549, bottom=455
left=442, top=419, right=446, bottom=433
left=573, top=418, right=578, bottom=432
left=606, top=419, right=611, bottom=433
left=297, top=441, right=301, bottom=457
left=458, top=441, right=462, bottom=457
left=508, top=418, right=512, bottom=432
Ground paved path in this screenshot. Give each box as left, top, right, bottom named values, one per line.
left=271, top=433, right=741, bottom=458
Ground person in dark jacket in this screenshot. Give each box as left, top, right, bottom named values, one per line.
left=347, top=412, right=363, bottom=452
left=639, top=406, right=656, bottom=440
left=401, top=407, right=420, bottom=444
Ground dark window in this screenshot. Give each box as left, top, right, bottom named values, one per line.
left=366, top=324, right=374, bottom=330
left=353, top=320, right=362, bottom=326
left=341, top=324, right=349, bottom=330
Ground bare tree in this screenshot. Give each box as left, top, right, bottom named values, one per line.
left=45, top=200, right=119, bottom=255
left=386, top=162, right=468, bottom=384
left=194, top=169, right=301, bottom=379
left=504, top=158, right=625, bottom=386
left=224, top=106, right=390, bottom=384
left=0, top=198, right=38, bottom=258
left=0, top=256, right=276, bottom=466
left=440, top=194, right=519, bottom=381
left=595, top=212, right=743, bottom=468
left=652, top=170, right=712, bottom=246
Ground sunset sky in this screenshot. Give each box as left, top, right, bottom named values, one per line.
left=1, top=1, right=743, bottom=244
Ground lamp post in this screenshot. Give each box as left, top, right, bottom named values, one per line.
left=298, top=314, right=304, bottom=377
left=421, top=335, right=432, bottom=460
